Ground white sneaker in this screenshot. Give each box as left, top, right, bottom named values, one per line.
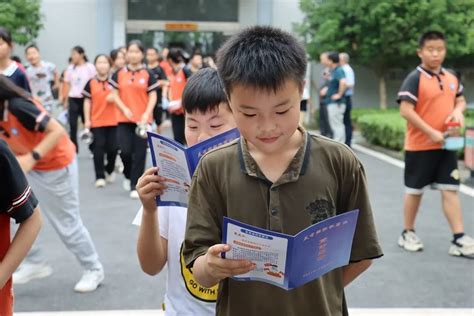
left=398, top=230, right=424, bottom=252
left=122, top=179, right=131, bottom=191
left=105, top=172, right=116, bottom=183
left=95, top=179, right=106, bottom=188
left=130, top=190, right=139, bottom=199
left=13, top=262, right=53, bottom=285
left=449, top=235, right=474, bottom=259
left=74, top=268, right=104, bottom=293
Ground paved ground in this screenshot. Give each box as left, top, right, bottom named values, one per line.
left=14, top=130, right=474, bottom=312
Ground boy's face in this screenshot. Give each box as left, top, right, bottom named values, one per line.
left=417, top=39, right=446, bottom=70
left=228, top=79, right=302, bottom=155
left=185, top=103, right=236, bottom=146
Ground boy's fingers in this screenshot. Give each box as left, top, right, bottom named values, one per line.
left=144, top=167, right=159, bottom=176
left=208, top=244, right=231, bottom=256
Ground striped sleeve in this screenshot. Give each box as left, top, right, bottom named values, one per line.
left=0, top=140, right=38, bottom=223
left=397, top=70, right=420, bottom=106
left=8, top=98, right=50, bottom=132
left=82, top=79, right=92, bottom=98
left=109, top=70, right=120, bottom=89
left=146, top=69, right=159, bottom=93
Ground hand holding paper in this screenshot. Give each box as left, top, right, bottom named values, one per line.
left=193, top=244, right=256, bottom=288
left=136, top=167, right=168, bottom=212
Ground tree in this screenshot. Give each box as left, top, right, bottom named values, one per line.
left=0, top=0, right=43, bottom=45
left=298, top=0, right=474, bottom=109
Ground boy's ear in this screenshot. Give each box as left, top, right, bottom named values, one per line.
left=416, top=48, right=422, bottom=59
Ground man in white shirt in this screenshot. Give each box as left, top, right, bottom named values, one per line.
left=340, top=52, right=355, bottom=147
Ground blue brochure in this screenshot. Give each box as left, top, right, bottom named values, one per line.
left=147, top=128, right=240, bottom=207
left=222, top=209, right=359, bottom=290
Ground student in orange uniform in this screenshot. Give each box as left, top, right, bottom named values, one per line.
left=83, top=54, right=118, bottom=188
left=0, top=75, right=104, bottom=293
left=110, top=40, right=158, bottom=199
left=0, top=140, right=42, bottom=316
left=166, top=48, right=191, bottom=145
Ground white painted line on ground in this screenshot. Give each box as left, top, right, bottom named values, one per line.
left=352, top=144, right=474, bottom=198
left=14, top=309, right=474, bottom=316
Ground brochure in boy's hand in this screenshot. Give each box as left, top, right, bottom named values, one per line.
left=222, top=209, right=359, bottom=290
left=147, top=128, right=240, bottom=207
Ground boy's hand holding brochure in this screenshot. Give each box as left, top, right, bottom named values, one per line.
left=136, top=167, right=168, bottom=212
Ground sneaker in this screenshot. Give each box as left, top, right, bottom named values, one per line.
left=13, top=262, right=53, bottom=285
left=122, top=179, right=131, bottom=191
left=74, top=268, right=104, bottom=293
left=449, top=235, right=474, bottom=258
left=398, top=230, right=424, bottom=252
left=105, top=172, right=116, bottom=183
left=95, top=179, right=106, bottom=188
left=130, top=190, right=139, bottom=199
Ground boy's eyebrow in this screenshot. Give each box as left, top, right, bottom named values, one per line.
left=239, top=100, right=290, bottom=110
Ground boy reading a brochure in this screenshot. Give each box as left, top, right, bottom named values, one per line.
left=134, top=68, right=236, bottom=315
left=182, top=26, right=384, bottom=316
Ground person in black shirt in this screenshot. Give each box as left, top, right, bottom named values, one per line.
left=0, top=139, right=42, bottom=315
left=146, top=47, right=169, bottom=133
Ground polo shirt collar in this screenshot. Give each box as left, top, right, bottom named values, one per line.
left=417, top=65, right=445, bottom=78
left=238, top=126, right=311, bottom=184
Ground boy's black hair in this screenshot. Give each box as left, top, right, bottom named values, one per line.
left=418, top=31, right=445, bottom=48
left=327, top=52, right=340, bottom=64
left=216, top=26, right=306, bottom=93
left=25, top=44, right=39, bottom=53
left=0, top=28, right=12, bottom=46
left=182, top=68, right=228, bottom=114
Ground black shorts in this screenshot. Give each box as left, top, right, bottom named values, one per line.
left=153, top=104, right=164, bottom=126
left=404, top=149, right=460, bottom=194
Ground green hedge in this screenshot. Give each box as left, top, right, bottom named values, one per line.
left=356, top=112, right=405, bottom=150
left=353, top=108, right=474, bottom=153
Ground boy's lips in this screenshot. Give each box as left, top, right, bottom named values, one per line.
left=258, top=136, right=279, bottom=143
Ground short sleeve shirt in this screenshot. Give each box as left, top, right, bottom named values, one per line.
left=325, top=66, right=346, bottom=104
left=3, top=61, right=31, bottom=92
left=341, top=64, right=355, bottom=96
left=0, top=98, right=75, bottom=171
left=148, top=65, right=168, bottom=103
left=26, top=61, right=57, bottom=106
left=0, top=139, right=38, bottom=316
left=397, top=66, right=463, bottom=151
left=82, top=77, right=118, bottom=128
left=132, top=206, right=217, bottom=315
left=109, top=67, right=158, bottom=123
left=183, top=128, right=383, bottom=316
left=65, top=62, right=96, bottom=98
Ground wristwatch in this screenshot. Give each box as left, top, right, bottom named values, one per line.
left=31, top=150, right=41, bottom=161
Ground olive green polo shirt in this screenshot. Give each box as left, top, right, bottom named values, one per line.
left=184, top=128, right=383, bottom=316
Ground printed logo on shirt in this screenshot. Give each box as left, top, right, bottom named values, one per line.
left=305, top=199, right=335, bottom=224
left=11, top=128, right=19, bottom=136
left=139, top=78, right=146, bottom=84
left=449, top=83, right=456, bottom=91
left=179, top=243, right=218, bottom=302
